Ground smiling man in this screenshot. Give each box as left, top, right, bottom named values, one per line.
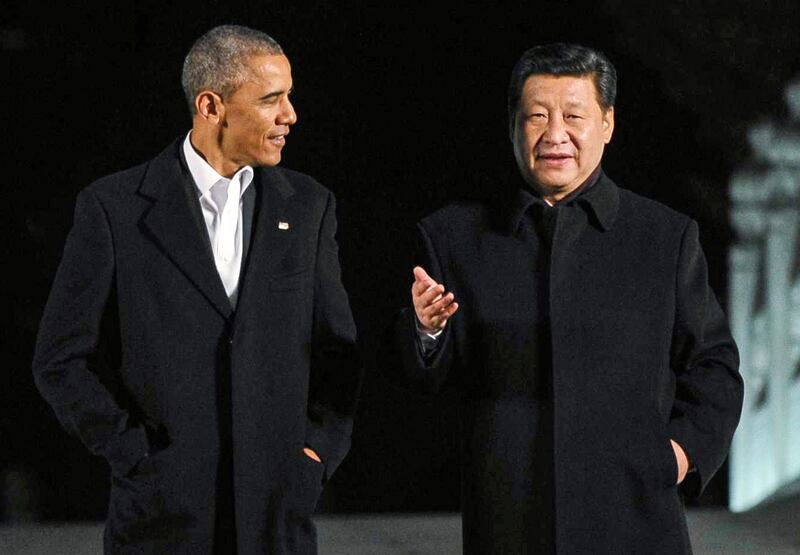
left=33, top=25, right=360, bottom=554
left=389, top=43, right=743, bottom=553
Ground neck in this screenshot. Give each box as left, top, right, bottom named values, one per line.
left=533, top=165, right=602, bottom=206
left=190, top=125, right=241, bottom=178
left=540, top=189, right=571, bottom=205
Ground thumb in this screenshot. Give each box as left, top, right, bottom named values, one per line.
left=413, top=266, right=434, bottom=285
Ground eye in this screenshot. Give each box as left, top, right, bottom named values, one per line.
left=528, top=112, right=547, bottom=121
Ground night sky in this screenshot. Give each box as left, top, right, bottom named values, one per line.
left=3, top=1, right=799, bottom=519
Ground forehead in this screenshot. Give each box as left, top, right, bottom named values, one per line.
left=240, top=53, right=292, bottom=87
left=520, top=74, right=601, bottom=109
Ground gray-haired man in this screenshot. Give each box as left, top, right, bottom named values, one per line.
left=33, top=25, right=360, bottom=554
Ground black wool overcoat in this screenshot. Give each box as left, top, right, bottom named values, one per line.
left=389, top=173, right=743, bottom=554
left=33, top=139, right=360, bottom=554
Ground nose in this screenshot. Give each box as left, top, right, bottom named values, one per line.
left=541, top=116, right=568, bottom=145
left=279, top=96, right=297, bottom=126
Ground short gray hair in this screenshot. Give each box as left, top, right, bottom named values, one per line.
left=181, top=25, right=283, bottom=114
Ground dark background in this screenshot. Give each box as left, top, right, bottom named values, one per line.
left=2, top=1, right=799, bottom=520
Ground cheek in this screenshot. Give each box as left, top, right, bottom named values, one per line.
left=523, top=129, right=542, bottom=154
left=235, top=112, right=266, bottom=136
left=572, top=129, right=598, bottom=153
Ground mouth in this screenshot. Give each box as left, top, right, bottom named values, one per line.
left=268, top=129, right=290, bottom=147
left=536, top=152, right=573, bottom=167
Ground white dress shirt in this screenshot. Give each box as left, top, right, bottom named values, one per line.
left=416, top=319, right=443, bottom=354
left=183, top=132, right=253, bottom=307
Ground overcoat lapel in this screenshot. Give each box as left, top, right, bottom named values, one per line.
left=235, top=166, right=297, bottom=312
left=138, top=141, right=233, bottom=321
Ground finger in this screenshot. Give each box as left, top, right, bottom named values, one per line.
left=444, top=301, right=459, bottom=318
left=432, top=301, right=459, bottom=321
left=421, top=292, right=456, bottom=316
left=415, top=283, right=446, bottom=306
left=412, top=278, right=439, bottom=297
left=417, top=301, right=459, bottom=329
left=426, top=301, right=459, bottom=330
left=413, top=266, right=434, bottom=285
left=425, top=300, right=458, bottom=324
left=411, top=269, right=439, bottom=295
left=418, top=296, right=448, bottom=329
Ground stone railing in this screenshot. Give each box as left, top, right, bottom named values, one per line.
left=728, top=78, right=800, bottom=512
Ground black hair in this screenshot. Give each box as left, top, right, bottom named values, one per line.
left=508, top=43, right=617, bottom=135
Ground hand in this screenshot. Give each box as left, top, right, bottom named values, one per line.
left=412, top=266, right=459, bottom=334
left=303, top=447, right=322, bottom=463
left=671, top=439, right=689, bottom=484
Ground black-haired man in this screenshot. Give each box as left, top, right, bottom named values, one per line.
left=390, top=43, right=743, bottom=554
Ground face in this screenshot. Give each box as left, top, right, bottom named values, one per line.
left=218, top=53, right=297, bottom=170
left=512, top=74, right=614, bottom=200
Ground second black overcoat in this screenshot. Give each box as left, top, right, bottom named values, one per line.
left=390, top=172, right=743, bottom=554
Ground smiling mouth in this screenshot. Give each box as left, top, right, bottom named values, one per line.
left=536, top=153, right=573, bottom=166
left=268, top=135, right=286, bottom=147
left=267, top=128, right=291, bottom=147
left=537, top=153, right=572, bottom=160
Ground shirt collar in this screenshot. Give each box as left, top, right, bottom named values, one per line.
left=507, top=165, right=619, bottom=234
left=550, top=164, right=602, bottom=205
left=182, top=131, right=254, bottom=198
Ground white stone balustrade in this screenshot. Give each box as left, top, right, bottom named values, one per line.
left=728, top=77, right=800, bottom=512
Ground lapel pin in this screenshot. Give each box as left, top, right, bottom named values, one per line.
left=278, top=221, right=290, bottom=230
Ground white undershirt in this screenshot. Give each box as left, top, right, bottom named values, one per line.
left=182, top=132, right=253, bottom=307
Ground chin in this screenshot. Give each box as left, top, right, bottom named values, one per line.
left=534, top=171, right=577, bottom=188
left=258, top=154, right=282, bottom=167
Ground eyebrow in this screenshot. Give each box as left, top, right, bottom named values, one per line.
left=524, top=100, right=587, bottom=111
left=258, top=87, right=293, bottom=101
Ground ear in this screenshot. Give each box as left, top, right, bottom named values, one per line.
left=602, top=106, right=615, bottom=144
left=195, top=91, right=225, bottom=125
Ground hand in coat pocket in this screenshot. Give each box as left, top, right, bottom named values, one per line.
left=289, top=449, right=325, bottom=519
left=670, top=439, right=689, bottom=484
left=303, top=447, right=322, bottom=463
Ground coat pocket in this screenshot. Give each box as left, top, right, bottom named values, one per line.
left=657, top=435, right=679, bottom=488
left=624, top=426, right=679, bottom=489
left=289, top=450, right=326, bottom=519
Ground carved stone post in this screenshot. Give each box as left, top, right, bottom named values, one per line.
left=728, top=78, right=800, bottom=512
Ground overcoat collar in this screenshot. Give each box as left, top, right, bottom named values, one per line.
left=136, top=137, right=296, bottom=322
left=506, top=169, right=620, bottom=235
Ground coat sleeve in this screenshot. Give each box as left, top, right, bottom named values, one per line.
left=32, top=189, right=149, bottom=478
left=667, top=219, right=744, bottom=497
left=385, top=221, right=455, bottom=395
left=304, top=191, right=362, bottom=481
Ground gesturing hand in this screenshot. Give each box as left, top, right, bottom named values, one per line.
left=412, top=266, right=459, bottom=334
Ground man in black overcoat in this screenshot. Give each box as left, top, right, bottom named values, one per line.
left=389, top=44, right=743, bottom=554
left=32, top=25, right=360, bottom=554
